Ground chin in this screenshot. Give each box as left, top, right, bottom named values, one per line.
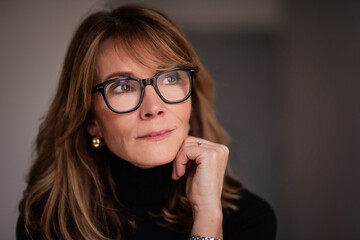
left=130, top=150, right=177, bottom=169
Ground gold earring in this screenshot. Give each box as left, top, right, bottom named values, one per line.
left=92, top=136, right=104, bottom=149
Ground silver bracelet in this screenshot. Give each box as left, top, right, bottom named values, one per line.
left=189, top=235, right=221, bottom=240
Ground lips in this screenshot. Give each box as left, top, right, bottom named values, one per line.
left=137, top=129, right=173, bottom=141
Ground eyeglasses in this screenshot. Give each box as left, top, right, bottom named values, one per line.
left=92, top=67, right=194, bottom=113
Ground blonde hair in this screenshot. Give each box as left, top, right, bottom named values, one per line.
left=19, top=5, right=241, bottom=239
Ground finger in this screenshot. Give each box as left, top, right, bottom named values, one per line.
left=172, top=141, right=191, bottom=180
left=173, top=144, right=207, bottom=181
left=173, top=136, right=228, bottom=180
left=172, top=137, right=205, bottom=180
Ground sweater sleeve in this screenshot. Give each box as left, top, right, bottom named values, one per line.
left=222, top=189, right=277, bottom=240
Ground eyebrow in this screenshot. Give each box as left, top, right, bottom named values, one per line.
left=104, top=71, right=134, bottom=81
left=102, top=66, right=165, bottom=82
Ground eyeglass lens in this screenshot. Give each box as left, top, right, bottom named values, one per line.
left=104, top=69, right=191, bottom=112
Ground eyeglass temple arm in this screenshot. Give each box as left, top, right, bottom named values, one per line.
left=92, top=84, right=104, bottom=93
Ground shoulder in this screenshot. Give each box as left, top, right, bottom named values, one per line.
left=223, top=189, right=276, bottom=240
left=16, top=216, right=46, bottom=240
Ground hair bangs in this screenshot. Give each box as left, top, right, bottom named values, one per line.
left=110, top=19, right=193, bottom=71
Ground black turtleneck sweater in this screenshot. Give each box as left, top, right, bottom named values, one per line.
left=17, top=150, right=276, bottom=239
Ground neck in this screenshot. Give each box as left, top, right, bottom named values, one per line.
left=104, top=148, right=174, bottom=210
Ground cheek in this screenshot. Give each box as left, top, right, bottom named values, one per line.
left=98, top=112, right=133, bottom=138
left=179, top=98, right=192, bottom=126
left=97, top=114, right=137, bottom=160
left=93, top=100, right=135, bottom=151
left=169, top=98, right=192, bottom=136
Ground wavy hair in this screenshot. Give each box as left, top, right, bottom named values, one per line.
left=19, top=5, right=242, bottom=240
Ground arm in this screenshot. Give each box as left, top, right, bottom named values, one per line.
left=172, top=136, right=228, bottom=240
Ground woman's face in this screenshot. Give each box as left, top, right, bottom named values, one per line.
left=88, top=38, right=191, bottom=168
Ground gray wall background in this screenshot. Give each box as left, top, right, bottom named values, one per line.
left=1, top=0, right=359, bottom=239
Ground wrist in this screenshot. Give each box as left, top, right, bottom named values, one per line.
left=192, top=201, right=222, bottom=216
left=193, top=208, right=223, bottom=228
left=193, top=205, right=223, bottom=219
left=192, top=207, right=223, bottom=239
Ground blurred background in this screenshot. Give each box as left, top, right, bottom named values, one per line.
left=0, top=0, right=359, bottom=239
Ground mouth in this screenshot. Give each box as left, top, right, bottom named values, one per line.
left=137, top=129, right=174, bottom=141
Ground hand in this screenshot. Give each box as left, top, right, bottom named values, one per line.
left=172, top=136, right=228, bottom=238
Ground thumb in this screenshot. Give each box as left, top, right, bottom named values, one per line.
left=172, top=148, right=189, bottom=180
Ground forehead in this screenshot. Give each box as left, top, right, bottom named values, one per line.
left=95, top=38, right=162, bottom=82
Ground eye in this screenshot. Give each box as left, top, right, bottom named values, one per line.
left=161, top=72, right=179, bottom=85
left=164, top=76, right=177, bottom=84
left=109, top=80, right=138, bottom=94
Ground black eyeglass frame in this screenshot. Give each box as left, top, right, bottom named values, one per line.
left=91, top=67, right=194, bottom=114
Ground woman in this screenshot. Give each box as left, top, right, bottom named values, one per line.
left=17, top=5, right=276, bottom=240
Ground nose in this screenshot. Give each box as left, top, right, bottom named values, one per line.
left=139, top=86, right=165, bottom=119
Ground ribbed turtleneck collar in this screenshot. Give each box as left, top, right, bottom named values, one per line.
left=104, top=148, right=174, bottom=212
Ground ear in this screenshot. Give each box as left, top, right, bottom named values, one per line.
left=87, top=118, right=103, bottom=137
